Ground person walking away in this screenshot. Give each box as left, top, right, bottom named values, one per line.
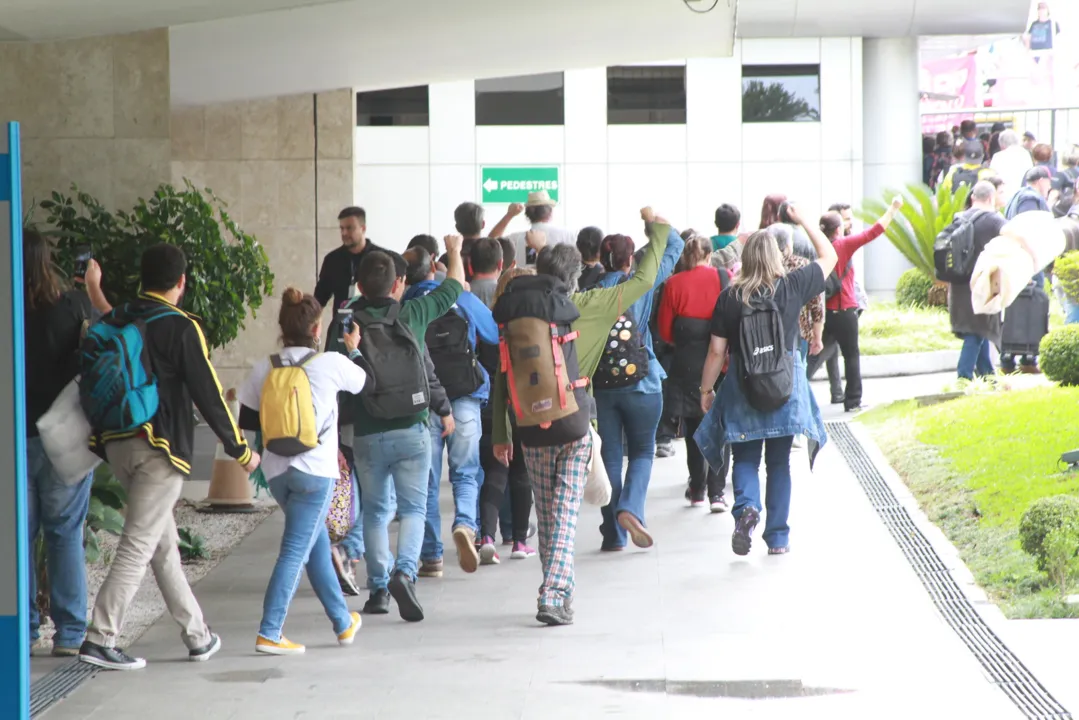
left=24, top=231, right=95, bottom=657
left=576, top=227, right=606, bottom=291
left=477, top=267, right=538, bottom=563
left=990, top=130, right=1034, bottom=204
left=711, top=204, right=742, bottom=256
left=805, top=199, right=904, bottom=412
left=79, top=244, right=258, bottom=670
left=947, top=182, right=1007, bottom=380
left=592, top=229, right=684, bottom=550
left=237, top=288, right=366, bottom=655
left=941, top=141, right=995, bottom=195
left=506, top=191, right=576, bottom=266
left=657, top=235, right=731, bottom=511
left=336, top=239, right=465, bottom=622
left=699, top=205, right=837, bottom=556
left=491, top=208, right=675, bottom=625
left=928, top=132, right=955, bottom=191
left=468, top=237, right=506, bottom=307
left=402, top=246, right=499, bottom=574
left=315, top=207, right=383, bottom=311
left=1002, top=166, right=1055, bottom=373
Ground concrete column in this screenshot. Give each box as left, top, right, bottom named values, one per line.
left=862, top=37, right=922, bottom=294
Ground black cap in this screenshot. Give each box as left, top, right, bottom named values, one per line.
left=962, top=140, right=985, bottom=163
left=1024, top=166, right=1052, bottom=184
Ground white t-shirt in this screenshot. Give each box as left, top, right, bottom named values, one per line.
left=508, top=222, right=576, bottom=266
left=990, top=145, right=1034, bottom=204
left=238, top=347, right=366, bottom=482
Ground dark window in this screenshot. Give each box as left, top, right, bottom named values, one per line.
left=607, top=66, right=687, bottom=124
left=356, top=86, right=429, bottom=126
left=475, top=73, right=564, bottom=126
left=741, top=65, right=821, bottom=123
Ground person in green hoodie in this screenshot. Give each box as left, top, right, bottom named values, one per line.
left=491, top=207, right=675, bottom=626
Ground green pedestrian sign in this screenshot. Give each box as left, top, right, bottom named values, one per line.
left=481, top=167, right=559, bottom=203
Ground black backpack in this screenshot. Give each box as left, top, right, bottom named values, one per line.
left=951, top=166, right=980, bottom=194
left=738, top=294, right=793, bottom=412
left=593, top=309, right=651, bottom=390
left=354, top=304, right=430, bottom=419
left=426, top=309, right=484, bottom=400
left=934, top=210, right=985, bottom=283
left=824, top=261, right=851, bottom=300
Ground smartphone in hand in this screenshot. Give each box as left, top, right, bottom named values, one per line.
left=337, top=308, right=354, bottom=341
left=74, top=246, right=92, bottom=279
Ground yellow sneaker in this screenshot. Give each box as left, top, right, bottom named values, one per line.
left=337, top=612, right=362, bottom=646
left=255, top=635, right=305, bottom=655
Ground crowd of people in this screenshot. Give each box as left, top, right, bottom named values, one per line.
left=925, top=120, right=1079, bottom=377
left=25, top=184, right=908, bottom=670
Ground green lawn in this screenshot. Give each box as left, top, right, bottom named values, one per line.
left=859, top=303, right=958, bottom=356
left=858, top=386, right=1079, bottom=618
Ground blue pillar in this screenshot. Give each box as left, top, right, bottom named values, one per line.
left=0, top=121, right=30, bottom=720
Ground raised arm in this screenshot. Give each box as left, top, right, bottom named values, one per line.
left=488, top=203, right=524, bottom=240
left=784, top=204, right=838, bottom=278
left=575, top=207, right=672, bottom=314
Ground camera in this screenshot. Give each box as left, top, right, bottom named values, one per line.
left=74, top=246, right=92, bottom=279
left=336, top=309, right=354, bottom=341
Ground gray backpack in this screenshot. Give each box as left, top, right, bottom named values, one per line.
left=355, top=304, right=429, bottom=419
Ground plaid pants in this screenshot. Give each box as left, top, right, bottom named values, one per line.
left=522, top=436, right=592, bottom=608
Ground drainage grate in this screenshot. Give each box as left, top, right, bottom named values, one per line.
left=827, top=421, right=1072, bottom=720
left=30, top=661, right=99, bottom=718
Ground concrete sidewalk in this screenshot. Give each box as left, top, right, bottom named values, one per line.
left=43, top=432, right=1027, bottom=720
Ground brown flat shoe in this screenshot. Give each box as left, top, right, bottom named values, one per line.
left=617, top=512, right=654, bottom=549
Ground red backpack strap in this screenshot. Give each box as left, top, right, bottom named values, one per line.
left=498, top=323, right=524, bottom=420
left=549, top=324, right=570, bottom=410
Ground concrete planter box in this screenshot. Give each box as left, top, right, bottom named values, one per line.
left=815, top=350, right=960, bottom=380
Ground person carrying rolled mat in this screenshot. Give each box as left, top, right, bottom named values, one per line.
left=238, top=287, right=367, bottom=655
left=698, top=204, right=835, bottom=557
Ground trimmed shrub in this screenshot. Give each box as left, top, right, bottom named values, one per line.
left=1019, top=495, right=1079, bottom=572
left=1040, top=325, right=1079, bottom=387
left=896, top=268, right=934, bottom=308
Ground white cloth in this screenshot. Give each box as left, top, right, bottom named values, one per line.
left=36, top=380, right=101, bottom=485
left=238, top=348, right=366, bottom=481
left=990, top=145, right=1034, bottom=204
left=970, top=211, right=1066, bottom=314
left=583, top=426, right=611, bottom=506
left=508, top=222, right=576, bottom=266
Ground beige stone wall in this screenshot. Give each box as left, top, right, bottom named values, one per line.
left=0, top=29, right=171, bottom=216
left=171, top=89, right=354, bottom=390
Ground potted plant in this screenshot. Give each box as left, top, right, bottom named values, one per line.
left=857, top=182, right=972, bottom=307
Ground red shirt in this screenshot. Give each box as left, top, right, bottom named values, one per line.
left=658, top=265, right=728, bottom=344
left=826, top=223, right=884, bottom=311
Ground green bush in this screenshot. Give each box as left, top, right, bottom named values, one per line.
left=895, top=268, right=934, bottom=308
left=1019, top=495, right=1079, bottom=572
left=1056, top=251, right=1079, bottom=304
left=178, top=527, right=209, bottom=563
left=1040, top=325, right=1079, bottom=386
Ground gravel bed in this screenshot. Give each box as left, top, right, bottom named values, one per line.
left=35, top=497, right=275, bottom=650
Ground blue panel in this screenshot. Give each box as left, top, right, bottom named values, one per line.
left=2, top=122, right=30, bottom=720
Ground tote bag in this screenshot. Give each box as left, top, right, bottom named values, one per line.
left=36, top=379, right=102, bottom=485
left=582, top=425, right=612, bottom=506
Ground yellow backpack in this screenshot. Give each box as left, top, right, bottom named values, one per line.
left=260, top=352, right=320, bottom=457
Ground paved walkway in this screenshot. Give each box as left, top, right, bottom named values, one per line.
left=43, top=426, right=1030, bottom=720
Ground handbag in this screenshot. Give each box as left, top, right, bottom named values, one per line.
left=582, top=425, right=612, bottom=506
left=36, top=379, right=101, bottom=485
left=326, top=462, right=357, bottom=543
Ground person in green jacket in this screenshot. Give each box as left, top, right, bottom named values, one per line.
left=491, top=207, right=674, bottom=625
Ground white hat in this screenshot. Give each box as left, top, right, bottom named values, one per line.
left=525, top=190, right=557, bottom=208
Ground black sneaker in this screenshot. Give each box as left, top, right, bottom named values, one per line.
left=731, top=507, right=760, bottom=556
left=536, top=605, right=574, bottom=626
left=685, top=485, right=705, bottom=507
left=363, top=588, right=391, bottom=615
left=78, top=641, right=146, bottom=671
left=189, top=633, right=221, bottom=663
left=709, top=495, right=728, bottom=514
left=388, top=571, right=424, bottom=623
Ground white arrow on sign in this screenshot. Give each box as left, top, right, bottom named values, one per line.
left=482, top=178, right=499, bottom=193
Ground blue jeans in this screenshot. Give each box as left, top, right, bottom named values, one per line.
left=731, top=437, right=795, bottom=550
left=595, top=390, right=663, bottom=548
left=26, top=438, right=93, bottom=648
left=422, top=397, right=483, bottom=560
left=259, top=468, right=352, bottom=642
left=957, top=334, right=994, bottom=380
left=1064, top=296, right=1079, bottom=324
left=355, top=425, right=431, bottom=588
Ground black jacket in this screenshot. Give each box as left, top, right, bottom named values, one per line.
left=314, top=241, right=382, bottom=311
left=90, top=293, right=251, bottom=474
left=25, top=290, right=91, bottom=437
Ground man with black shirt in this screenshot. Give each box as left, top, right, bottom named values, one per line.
left=315, top=207, right=381, bottom=311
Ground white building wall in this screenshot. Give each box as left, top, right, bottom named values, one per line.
left=355, top=38, right=865, bottom=254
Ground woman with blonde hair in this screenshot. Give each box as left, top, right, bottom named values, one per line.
left=699, top=205, right=836, bottom=556
left=477, top=266, right=538, bottom=560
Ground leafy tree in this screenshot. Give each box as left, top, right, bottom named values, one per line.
left=742, top=80, right=820, bottom=123
left=40, top=181, right=274, bottom=350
